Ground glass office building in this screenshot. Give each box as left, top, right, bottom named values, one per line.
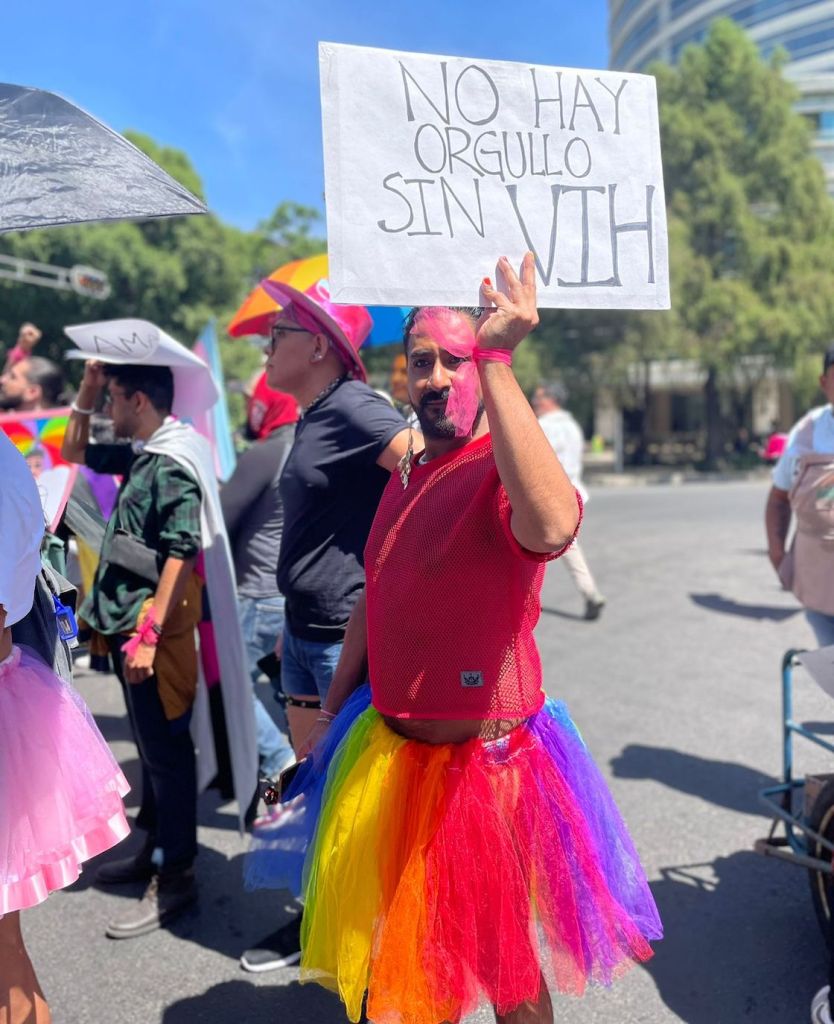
left=610, top=0, right=834, bottom=189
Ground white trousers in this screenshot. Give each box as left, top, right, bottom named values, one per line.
left=562, top=541, right=601, bottom=601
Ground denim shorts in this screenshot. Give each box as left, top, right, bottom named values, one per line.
left=280, top=621, right=343, bottom=703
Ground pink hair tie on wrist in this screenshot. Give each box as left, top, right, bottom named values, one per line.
left=446, top=346, right=512, bottom=434
left=121, top=608, right=161, bottom=658
left=473, top=348, right=513, bottom=365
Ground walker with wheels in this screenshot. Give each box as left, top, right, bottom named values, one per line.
left=756, top=649, right=834, bottom=943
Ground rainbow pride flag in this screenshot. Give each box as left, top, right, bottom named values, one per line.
left=0, top=407, right=71, bottom=470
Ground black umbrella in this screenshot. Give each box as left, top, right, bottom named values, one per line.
left=0, top=83, right=207, bottom=233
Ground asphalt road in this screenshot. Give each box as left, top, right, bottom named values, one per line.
left=24, top=479, right=831, bottom=1024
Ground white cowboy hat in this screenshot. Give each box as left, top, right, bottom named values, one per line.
left=63, top=318, right=219, bottom=419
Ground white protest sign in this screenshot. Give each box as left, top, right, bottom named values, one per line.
left=37, top=465, right=78, bottom=533
left=320, top=42, right=669, bottom=310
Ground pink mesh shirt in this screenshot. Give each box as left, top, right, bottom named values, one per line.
left=365, top=434, right=576, bottom=720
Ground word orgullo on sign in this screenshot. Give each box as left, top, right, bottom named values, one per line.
left=379, top=61, right=653, bottom=289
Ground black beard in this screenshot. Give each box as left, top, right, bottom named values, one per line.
left=416, top=406, right=458, bottom=439
left=416, top=389, right=484, bottom=439
left=0, top=393, right=23, bottom=411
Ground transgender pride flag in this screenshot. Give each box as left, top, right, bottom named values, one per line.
left=193, top=320, right=236, bottom=482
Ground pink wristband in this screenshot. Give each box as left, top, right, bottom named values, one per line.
left=473, top=347, right=513, bottom=365
left=121, top=608, right=161, bottom=658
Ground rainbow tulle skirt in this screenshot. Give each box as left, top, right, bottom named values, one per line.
left=246, top=685, right=661, bottom=1024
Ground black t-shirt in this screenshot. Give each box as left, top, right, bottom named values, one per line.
left=277, top=379, right=406, bottom=640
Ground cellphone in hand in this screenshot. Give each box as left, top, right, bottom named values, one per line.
left=260, top=759, right=306, bottom=805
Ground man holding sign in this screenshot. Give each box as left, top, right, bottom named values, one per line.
left=251, top=255, right=661, bottom=1024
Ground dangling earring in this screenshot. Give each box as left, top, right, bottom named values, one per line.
left=398, top=427, right=414, bottom=489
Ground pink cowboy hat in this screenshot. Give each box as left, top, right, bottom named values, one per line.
left=261, top=277, right=372, bottom=383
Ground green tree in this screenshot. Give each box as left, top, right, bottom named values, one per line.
left=653, top=19, right=834, bottom=464
left=530, top=21, right=834, bottom=463
left=123, top=130, right=205, bottom=201
left=256, top=201, right=323, bottom=257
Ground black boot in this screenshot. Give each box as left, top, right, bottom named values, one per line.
left=96, top=845, right=155, bottom=885
left=105, top=868, right=197, bottom=939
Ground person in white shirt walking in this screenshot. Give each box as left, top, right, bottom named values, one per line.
left=766, top=343, right=834, bottom=651
left=532, top=381, right=606, bottom=621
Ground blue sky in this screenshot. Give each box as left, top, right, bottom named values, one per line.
left=2, top=0, right=610, bottom=231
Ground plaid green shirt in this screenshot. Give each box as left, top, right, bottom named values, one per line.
left=81, top=442, right=202, bottom=635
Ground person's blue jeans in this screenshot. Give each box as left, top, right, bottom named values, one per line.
left=807, top=609, right=834, bottom=648
left=280, top=621, right=343, bottom=704
left=238, top=595, right=294, bottom=779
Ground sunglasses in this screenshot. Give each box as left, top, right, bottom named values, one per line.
left=268, top=324, right=311, bottom=353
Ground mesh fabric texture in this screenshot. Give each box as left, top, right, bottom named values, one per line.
left=365, top=434, right=571, bottom=719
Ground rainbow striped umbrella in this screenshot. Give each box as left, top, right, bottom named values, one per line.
left=228, top=255, right=328, bottom=338
left=227, top=253, right=410, bottom=348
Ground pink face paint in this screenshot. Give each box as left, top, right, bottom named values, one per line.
left=410, top=308, right=479, bottom=437
left=411, top=308, right=476, bottom=358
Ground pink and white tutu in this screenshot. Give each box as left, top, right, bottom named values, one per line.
left=0, top=645, right=130, bottom=915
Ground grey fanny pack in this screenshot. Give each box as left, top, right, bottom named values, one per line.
left=107, top=528, right=161, bottom=586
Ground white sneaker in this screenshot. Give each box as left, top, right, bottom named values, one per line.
left=812, top=986, right=833, bottom=1023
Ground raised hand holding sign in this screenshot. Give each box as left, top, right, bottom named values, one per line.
left=477, top=254, right=540, bottom=352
